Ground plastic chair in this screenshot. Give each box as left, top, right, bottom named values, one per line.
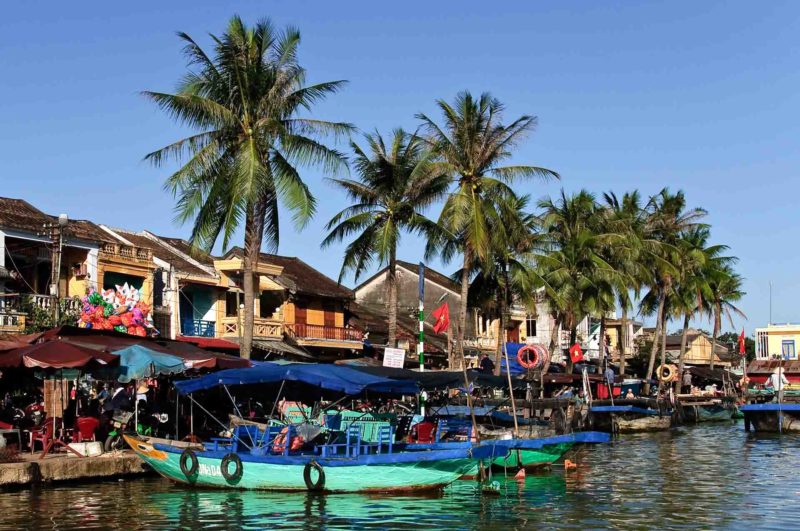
left=74, top=417, right=100, bottom=442
left=375, top=425, right=394, bottom=454
left=322, top=425, right=362, bottom=457
left=30, top=418, right=62, bottom=454
left=408, top=421, right=436, bottom=443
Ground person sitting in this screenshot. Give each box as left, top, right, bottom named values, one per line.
left=625, top=389, right=635, bottom=399
left=479, top=353, right=495, bottom=374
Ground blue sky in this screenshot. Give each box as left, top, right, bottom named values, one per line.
left=2, top=1, right=798, bottom=335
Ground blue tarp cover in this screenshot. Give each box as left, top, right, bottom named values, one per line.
left=740, top=403, right=800, bottom=412
left=117, top=344, right=185, bottom=383
left=173, top=362, right=419, bottom=396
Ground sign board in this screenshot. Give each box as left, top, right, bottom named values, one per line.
left=383, top=347, right=406, bottom=369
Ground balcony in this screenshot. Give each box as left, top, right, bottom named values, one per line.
left=0, top=294, right=81, bottom=333
left=286, top=323, right=363, bottom=343
left=99, top=242, right=153, bottom=264
left=220, top=316, right=282, bottom=339
left=181, top=319, right=216, bottom=338
left=464, top=336, right=498, bottom=350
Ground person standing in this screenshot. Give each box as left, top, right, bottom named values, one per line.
left=479, top=352, right=495, bottom=374
left=682, top=370, right=693, bottom=394
left=768, top=367, right=789, bottom=402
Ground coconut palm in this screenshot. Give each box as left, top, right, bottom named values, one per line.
left=419, top=91, right=559, bottom=368
left=463, top=194, right=543, bottom=374
left=322, top=129, right=449, bottom=347
left=707, top=265, right=746, bottom=370
left=600, top=191, right=651, bottom=375
left=537, top=190, right=617, bottom=372
left=144, top=17, right=352, bottom=358
left=640, top=189, right=707, bottom=383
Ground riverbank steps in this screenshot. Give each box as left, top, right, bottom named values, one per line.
left=0, top=451, right=151, bottom=488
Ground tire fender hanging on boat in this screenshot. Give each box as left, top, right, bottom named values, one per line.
left=303, top=460, right=326, bottom=491
left=179, top=449, right=199, bottom=479
left=221, top=453, right=243, bottom=484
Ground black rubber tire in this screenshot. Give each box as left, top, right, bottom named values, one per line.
left=303, top=460, right=325, bottom=491
left=179, top=449, right=199, bottom=479
left=104, top=434, right=123, bottom=452
left=221, top=453, right=243, bottom=483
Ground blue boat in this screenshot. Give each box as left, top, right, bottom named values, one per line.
left=740, top=403, right=800, bottom=432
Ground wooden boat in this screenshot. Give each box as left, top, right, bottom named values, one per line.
left=678, top=397, right=736, bottom=423
left=587, top=400, right=673, bottom=433
left=124, top=433, right=497, bottom=493
left=740, top=403, right=800, bottom=432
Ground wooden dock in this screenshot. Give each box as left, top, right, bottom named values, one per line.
left=0, top=451, right=152, bottom=488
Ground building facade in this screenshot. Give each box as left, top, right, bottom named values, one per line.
left=755, top=323, right=800, bottom=360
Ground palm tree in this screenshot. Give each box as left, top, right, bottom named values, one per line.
left=144, top=17, right=352, bottom=358
left=641, top=189, right=707, bottom=384
left=600, top=191, right=650, bottom=375
left=322, top=130, right=449, bottom=347
left=670, top=227, right=723, bottom=392
left=707, top=265, right=746, bottom=370
left=419, top=92, right=558, bottom=368
left=464, top=194, right=542, bottom=374
left=537, top=190, right=614, bottom=372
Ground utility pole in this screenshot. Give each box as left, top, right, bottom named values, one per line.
left=43, top=214, right=68, bottom=324
left=418, top=262, right=425, bottom=372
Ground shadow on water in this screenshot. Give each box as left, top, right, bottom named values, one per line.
left=2, top=425, right=800, bottom=529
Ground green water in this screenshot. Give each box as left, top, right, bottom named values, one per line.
left=2, top=424, right=797, bottom=529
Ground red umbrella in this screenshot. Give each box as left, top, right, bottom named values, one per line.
left=0, top=340, right=118, bottom=369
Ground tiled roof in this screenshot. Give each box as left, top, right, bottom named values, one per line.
left=155, top=236, right=216, bottom=266
left=0, top=197, right=114, bottom=243
left=111, top=229, right=215, bottom=279
left=225, top=247, right=353, bottom=300
left=354, top=260, right=462, bottom=294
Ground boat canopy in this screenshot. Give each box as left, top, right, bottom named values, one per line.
left=173, top=362, right=419, bottom=396
left=348, top=365, right=527, bottom=390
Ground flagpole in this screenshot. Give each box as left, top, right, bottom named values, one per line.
left=418, top=262, right=425, bottom=373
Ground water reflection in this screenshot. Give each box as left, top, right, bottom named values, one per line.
left=2, top=424, right=800, bottom=530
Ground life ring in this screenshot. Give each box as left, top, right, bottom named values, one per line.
left=179, top=448, right=199, bottom=479
left=657, top=364, right=678, bottom=383
left=303, top=460, right=326, bottom=491
left=220, top=453, right=243, bottom=483
left=272, top=427, right=305, bottom=453
left=517, top=345, right=541, bottom=369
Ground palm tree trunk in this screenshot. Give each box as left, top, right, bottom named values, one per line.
left=646, top=291, right=666, bottom=385
left=658, top=310, right=669, bottom=390
left=241, top=204, right=265, bottom=360
left=710, top=309, right=720, bottom=370
left=676, top=313, right=690, bottom=394
left=387, top=249, right=398, bottom=348
left=620, top=306, right=628, bottom=376
left=599, top=314, right=606, bottom=363
left=546, top=313, right=561, bottom=373
left=454, top=249, right=471, bottom=370
left=495, top=299, right=506, bottom=376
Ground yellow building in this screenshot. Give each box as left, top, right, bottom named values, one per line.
left=664, top=329, right=732, bottom=367
left=755, top=323, right=800, bottom=360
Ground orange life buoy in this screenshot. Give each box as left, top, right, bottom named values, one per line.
left=517, top=345, right=541, bottom=369
left=272, top=427, right=304, bottom=453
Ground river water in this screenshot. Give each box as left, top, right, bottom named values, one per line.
left=2, top=423, right=797, bottom=530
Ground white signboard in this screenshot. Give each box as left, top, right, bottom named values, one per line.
left=383, top=347, right=406, bottom=369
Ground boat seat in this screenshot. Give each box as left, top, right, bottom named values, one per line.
left=435, top=418, right=473, bottom=442
left=320, top=425, right=361, bottom=457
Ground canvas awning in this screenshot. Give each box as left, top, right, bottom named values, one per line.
left=174, top=362, right=419, bottom=396
left=0, top=340, right=118, bottom=369
left=252, top=339, right=312, bottom=359
left=116, top=345, right=185, bottom=383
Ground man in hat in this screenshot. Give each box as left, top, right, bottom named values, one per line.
left=768, top=367, right=789, bottom=402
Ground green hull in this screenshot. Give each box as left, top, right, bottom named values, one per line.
left=492, top=443, right=575, bottom=469
left=125, top=435, right=482, bottom=493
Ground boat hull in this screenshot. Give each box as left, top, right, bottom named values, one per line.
left=740, top=404, right=800, bottom=433
left=124, top=435, right=487, bottom=493
left=681, top=403, right=734, bottom=423
left=492, top=443, right=574, bottom=469
left=589, top=406, right=673, bottom=433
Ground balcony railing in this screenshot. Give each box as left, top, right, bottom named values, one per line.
left=0, top=294, right=82, bottom=313
left=181, top=319, right=216, bottom=338
left=464, top=336, right=498, bottom=350
left=99, top=242, right=153, bottom=263
left=286, top=323, right=363, bottom=342
left=220, top=316, right=282, bottom=339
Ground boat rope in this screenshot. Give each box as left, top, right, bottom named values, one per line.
left=185, top=393, right=253, bottom=451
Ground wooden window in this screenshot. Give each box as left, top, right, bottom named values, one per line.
left=525, top=316, right=537, bottom=337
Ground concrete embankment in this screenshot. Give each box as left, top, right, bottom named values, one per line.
left=0, top=452, right=152, bottom=488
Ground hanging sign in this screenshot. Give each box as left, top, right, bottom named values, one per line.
left=383, top=347, right=406, bottom=369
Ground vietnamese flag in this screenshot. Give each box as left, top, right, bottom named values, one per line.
left=431, top=303, right=450, bottom=334
left=569, top=343, right=584, bottom=364
left=738, top=329, right=746, bottom=355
